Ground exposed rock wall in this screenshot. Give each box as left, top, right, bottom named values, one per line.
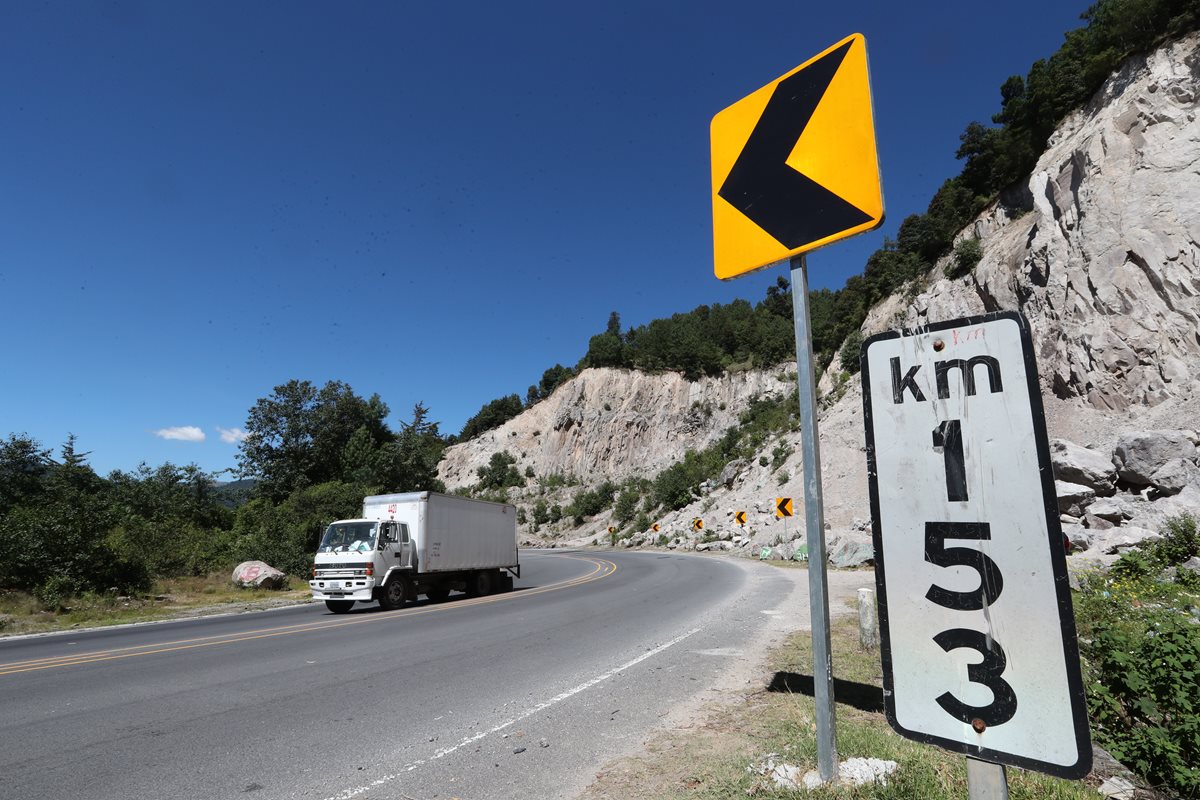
left=438, top=366, right=791, bottom=490
left=861, top=32, right=1200, bottom=417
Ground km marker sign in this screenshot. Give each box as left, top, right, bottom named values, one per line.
left=861, top=312, right=1090, bottom=778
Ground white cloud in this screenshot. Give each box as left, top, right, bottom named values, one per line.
left=154, top=426, right=206, bottom=442
left=217, top=426, right=249, bottom=443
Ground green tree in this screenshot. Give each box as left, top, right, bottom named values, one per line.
left=237, top=379, right=390, bottom=499
left=374, top=403, right=447, bottom=492
left=0, top=433, right=52, bottom=516
left=459, top=394, right=524, bottom=441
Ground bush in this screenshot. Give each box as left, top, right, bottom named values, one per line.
left=34, top=575, right=77, bottom=611
left=1075, top=514, right=1200, bottom=796
left=946, top=237, right=983, bottom=278
left=566, top=481, right=617, bottom=524
left=838, top=329, right=865, bottom=375
left=231, top=481, right=367, bottom=576
left=613, top=486, right=641, bottom=527
left=475, top=451, right=524, bottom=491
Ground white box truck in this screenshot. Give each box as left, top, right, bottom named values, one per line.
left=309, top=492, right=519, bottom=614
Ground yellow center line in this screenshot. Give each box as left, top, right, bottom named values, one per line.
left=0, top=556, right=610, bottom=671
left=0, top=555, right=617, bottom=677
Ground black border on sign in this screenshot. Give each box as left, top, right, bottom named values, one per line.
left=859, top=310, right=1092, bottom=779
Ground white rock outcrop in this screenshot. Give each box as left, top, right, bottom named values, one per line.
left=438, top=366, right=791, bottom=490
left=861, top=31, right=1200, bottom=426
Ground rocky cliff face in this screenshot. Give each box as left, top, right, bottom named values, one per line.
left=438, top=366, right=791, bottom=490
left=440, top=33, right=1200, bottom=551
left=859, top=32, right=1200, bottom=418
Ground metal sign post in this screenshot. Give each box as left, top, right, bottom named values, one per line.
left=790, top=253, right=838, bottom=781
left=967, top=758, right=1009, bottom=800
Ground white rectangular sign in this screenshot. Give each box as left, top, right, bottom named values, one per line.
left=861, top=312, right=1090, bottom=778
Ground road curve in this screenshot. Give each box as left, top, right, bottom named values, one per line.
left=0, top=550, right=807, bottom=800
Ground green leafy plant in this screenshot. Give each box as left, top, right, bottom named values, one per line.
left=1075, top=514, right=1200, bottom=796
left=946, top=237, right=983, bottom=278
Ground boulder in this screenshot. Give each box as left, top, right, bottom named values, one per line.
left=1082, top=513, right=1114, bottom=531
left=231, top=561, right=288, bottom=590
left=1128, top=486, right=1200, bottom=531
left=1056, top=481, right=1096, bottom=516
left=1182, top=556, right=1200, bottom=577
left=1062, top=523, right=1094, bottom=551
left=1050, top=439, right=1117, bottom=495
left=1112, top=430, right=1198, bottom=486
left=1148, top=458, right=1200, bottom=496
left=1100, top=527, right=1162, bottom=555
left=718, top=458, right=748, bottom=488
left=829, top=534, right=874, bottom=568
left=772, top=543, right=796, bottom=560
left=1087, top=496, right=1134, bottom=523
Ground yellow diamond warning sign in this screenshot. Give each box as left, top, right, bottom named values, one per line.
left=710, top=33, right=883, bottom=280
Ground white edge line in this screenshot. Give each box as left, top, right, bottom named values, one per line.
left=322, top=625, right=704, bottom=800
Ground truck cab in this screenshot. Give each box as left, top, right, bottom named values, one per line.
left=309, top=519, right=413, bottom=613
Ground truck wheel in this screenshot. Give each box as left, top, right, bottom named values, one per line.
left=379, top=578, right=408, bottom=611
left=325, top=600, right=354, bottom=614
left=466, top=570, right=493, bottom=597
left=426, top=585, right=450, bottom=603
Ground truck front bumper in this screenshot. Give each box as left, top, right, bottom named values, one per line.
left=309, top=577, right=376, bottom=602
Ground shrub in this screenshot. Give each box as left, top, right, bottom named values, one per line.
left=946, top=237, right=983, bottom=278
left=566, top=481, right=617, bottom=524
left=613, top=486, right=641, bottom=527
left=838, top=329, right=865, bottom=375
left=1075, top=514, right=1200, bottom=796
left=476, top=451, right=524, bottom=491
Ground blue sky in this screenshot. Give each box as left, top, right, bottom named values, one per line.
left=1, top=0, right=1091, bottom=477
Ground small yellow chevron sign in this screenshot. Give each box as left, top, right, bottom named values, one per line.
left=776, top=497, right=794, bottom=518
left=652, top=523, right=661, bottom=533
left=734, top=510, right=747, bottom=526
left=692, top=518, right=704, bottom=531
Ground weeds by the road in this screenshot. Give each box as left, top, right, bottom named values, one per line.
left=581, top=598, right=1098, bottom=800
left=0, top=573, right=311, bottom=636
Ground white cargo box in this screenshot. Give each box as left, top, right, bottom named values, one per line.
left=362, top=492, right=518, bottom=574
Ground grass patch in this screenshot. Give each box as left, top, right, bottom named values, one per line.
left=582, top=607, right=1098, bottom=799
left=0, top=573, right=311, bottom=636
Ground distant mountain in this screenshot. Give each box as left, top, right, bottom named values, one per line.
left=212, top=477, right=258, bottom=509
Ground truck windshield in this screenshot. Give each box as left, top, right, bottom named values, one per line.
left=319, top=522, right=378, bottom=553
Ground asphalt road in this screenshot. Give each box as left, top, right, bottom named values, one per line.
left=0, top=550, right=814, bottom=800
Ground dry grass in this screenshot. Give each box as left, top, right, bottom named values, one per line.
left=0, top=573, right=311, bottom=637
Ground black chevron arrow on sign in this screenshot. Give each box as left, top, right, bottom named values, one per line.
left=718, top=39, right=872, bottom=249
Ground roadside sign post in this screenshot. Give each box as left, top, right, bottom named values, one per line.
left=710, top=33, right=884, bottom=783
left=790, top=253, right=838, bottom=780
left=861, top=312, right=1092, bottom=784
